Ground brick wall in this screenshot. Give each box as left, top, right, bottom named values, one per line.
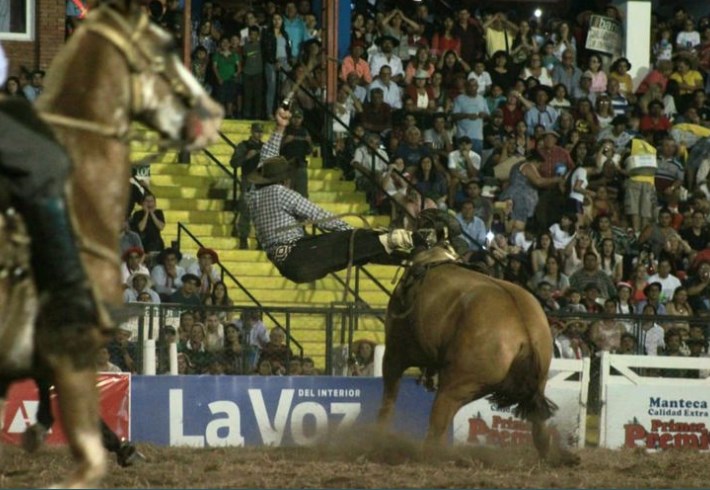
left=3, top=0, right=65, bottom=77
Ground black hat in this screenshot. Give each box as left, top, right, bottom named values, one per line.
left=181, top=273, right=202, bottom=287
left=157, top=247, right=183, bottom=265
left=375, top=34, right=400, bottom=48
left=247, top=156, right=296, bottom=184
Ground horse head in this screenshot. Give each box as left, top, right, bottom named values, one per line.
left=40, top=0, right=223, bottom=150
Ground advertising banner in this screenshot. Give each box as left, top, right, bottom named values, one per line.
left=0, top=374, right=131, bottom=445
left=452, top=359, right=589, bottom=449
left=604, top=385, right=710, bottom=450
left=131, top=376, right=435, bottom=447
left=585, top=15, right=622, bottom=56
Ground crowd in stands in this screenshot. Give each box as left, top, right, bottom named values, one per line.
left=3, top=0, right=710, bottom=377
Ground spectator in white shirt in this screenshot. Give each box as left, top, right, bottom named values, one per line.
left=447, top=136, right=481, bottom=207
left=467, top=59, right=492, bottom=96
left=369, top=35, right=404, bottom=83
left=368, top=65, right=403, bottom=110
left=646, top=257, right=682, bottom=303
left=639, top=303, right=666, bottom=355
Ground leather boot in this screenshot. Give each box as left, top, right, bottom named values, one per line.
left=21, top=196, right=99, bottom=329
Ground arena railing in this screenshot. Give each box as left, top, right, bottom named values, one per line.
left=174, top=221, right=305, bottom=358
left=200, top=145, right=239, bottom=214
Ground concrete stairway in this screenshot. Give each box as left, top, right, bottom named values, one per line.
left=130, top=120, right=398, bottom=367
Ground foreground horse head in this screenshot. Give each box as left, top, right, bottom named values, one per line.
left=0, top=2, right=222, bottom=488
left=378, top=242, right=579, bottom=465
left=39, top=0, right=223, bottom=151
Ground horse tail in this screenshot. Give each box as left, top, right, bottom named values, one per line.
left=487, top=343, right=558, bottom=422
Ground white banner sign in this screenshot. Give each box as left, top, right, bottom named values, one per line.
left=604, top=384, right=710, bottom=450
left=585, top=15, right=622, bottom=56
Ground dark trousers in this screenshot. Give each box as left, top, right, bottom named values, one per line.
left=243, top=73, right=265, bottom=120
left=0, top=98, right=70, bottom=201
left=278, top=229, right=398, bottom=283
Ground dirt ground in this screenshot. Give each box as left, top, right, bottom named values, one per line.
left=1, top=428, right=707, bottom=488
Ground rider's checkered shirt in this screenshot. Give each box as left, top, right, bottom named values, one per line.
left=247, top=128, right=351, bottom=263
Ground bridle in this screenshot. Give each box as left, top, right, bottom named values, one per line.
left=39, top=5, right=197, bottom=144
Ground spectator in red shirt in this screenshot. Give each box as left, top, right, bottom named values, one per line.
left=639, top=99, right=671, bottom=142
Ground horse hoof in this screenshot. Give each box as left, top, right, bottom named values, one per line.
left=22, top=423, right=49, bottom=453
left=548, top=449, right=581, bottom=467
left=116, top=442, right=145, bottom=467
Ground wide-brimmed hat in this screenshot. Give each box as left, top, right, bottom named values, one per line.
left=181, top=273, right=202, bottom=287
left=375, top=34, right=400, bottom=48
left=197, top=247, right=219, bottom=263
left=127, top=270, right=152, bottom=289
left=122, top=246, right=145, bottom=261
left=247, top=156, right=296, bottom=185
left=157, top=247, right=183, bottom=265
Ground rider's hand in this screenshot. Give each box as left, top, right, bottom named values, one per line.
left=275, top=107, right=292, bottom=129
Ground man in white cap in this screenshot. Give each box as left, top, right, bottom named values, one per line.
left=246, top=108, right=434, bottom=283
left=0, top=41, right=100, bottom=330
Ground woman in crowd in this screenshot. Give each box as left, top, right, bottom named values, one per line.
left=437, top=49, right=471, bottom=91
left=551, top=21, right=576, bottom=62
left=521, top=53, right=553, bottom=87
left=349, top=340, right=376, bottom=376
left=430, top=16, right=460, bottom=58
left=1, top=76, right=26, bottom=98
left=594, top=94, right=615, bottom=130
left=529, top=231, right=557, bottom=273
left=530, top=255, right=570, bottom=297
left=609, top=57, right=635, bottom=102
left=262, top=12, right=292, bottom=119
left=510, top=19, right=538, bottom=69
left=204, top=281, right=235, bottom=321
left=489, top=50, right=517, bottom=92
left=222, top=322, right=244, bottom=375
left=405, top=46, right=436, bottom=85
left=412, top=155, right=447, bottom=210
left=563, top=230, right=598, bottom=276
left=599, top=238, right=624, bottom=284
left=586, top=54, right=607, bottom=95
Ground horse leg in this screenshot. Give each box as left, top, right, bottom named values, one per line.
left=528, top=392, right=580, bottom=466
left=425, top=375, right=483, bottom=447
left=52, top=360, right=106, bottom=488
left=23, top=377, right=53, bottom=453
left=376, top=350, right=406, bottom=428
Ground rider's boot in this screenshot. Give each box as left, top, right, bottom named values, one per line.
left=21, top=195, right=100, bottom=329
left=378, top=228, right=437, bottom=254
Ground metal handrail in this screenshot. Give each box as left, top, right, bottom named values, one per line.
left=175, top=221, right=305, bottom=358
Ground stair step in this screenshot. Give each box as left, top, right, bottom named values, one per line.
left=163, top=210, right=233, bottom=223
left=160, top=198, right=226, bottom=211
left=217, top=275, right=394, bottom=292
left=227, top=288, right=391, bottom=306
left=152, top=185, right=214, bottom=199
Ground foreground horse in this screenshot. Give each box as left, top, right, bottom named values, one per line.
left=378, top=246, right=578, bottom=464
left=0, top=0, right=222, bottom=486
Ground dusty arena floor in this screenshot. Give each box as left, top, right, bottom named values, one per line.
left=1, top=429, right=707, bottom=488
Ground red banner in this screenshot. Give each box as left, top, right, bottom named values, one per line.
left=1, top=374, right=130, bottom=445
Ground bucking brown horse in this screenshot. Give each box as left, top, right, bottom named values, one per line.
left=0, top=0, right=222, bottom=487
left=378, top=242, right=579, bottom=465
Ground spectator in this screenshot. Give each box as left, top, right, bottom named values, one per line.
left=483, top=11, right=518, bottom=59
left=569, top=251, right=617, bottom=300
left=536, top=281, right=560, bottom=311
left=222, top=322, right=244, bottom=375
left=369, top=35, right=404, bottom=83
left=522, top=53, right=553, bottom=87
left=551, top=21, right=576, bottom=62
left=360, top=87, right=393, bottom=134
left=281, top=108, right=312, bottom=198
left=212, top=36, right=240, bottom=118
left=368, top=65, right=403, bottom=110
left=107, top=326, right=137, bottom=373
left=151, top=248, right=184, bottom=301
left=282, top=1, right=306, bottom=59
left=499, top=152, right=562, bottom=232
left=529, top=231, right=557, bottom=274
left=617, top=332, right=638, bottom=354
left=680, top=210, right=710, bottom=251
left=189, top=46, right=210, bottom=96
left=431, top=15, right=461, bottom=58
left=572, top=72, right=595, bottom=104
left=231, top=123, right=265, bottom=249
left=638, top=208, right=675, bottom=258
left=22, top=69, right=44, bottom=102
left=242, top=26, right=265, bottom=120
left=623, top=143, right=658, bottom=234
left=586, top=54, right=607, bottom=96
left=183, top=323, right=213, bottom=374
left=552, top=49, right=582, bottom=95
left=589, top=298, right=627, bottom=353
left=123, top=270, right=161, bottom=304
left=639, top=100, right=672, bottom=140
left=604, top=78, right=631, bottom=117
left=119, top=219, right=143, bottom=256
left=562, top=288, right=587, bottom=313
left=129, top=193, right=165, bottom=255
left=524, top=86, right=559, bottom=136
left=120, top=246, right=148, bottom=287
left=646, top=257, right=682, bottom=303
left=654, top=27, right=674, bottom=62
left=556, top=320, right=591, bottom=359
left=301, top=357, right=317, bottom=375
left=352, top=132, right=389, bottom=210
left=96, top=346, right=122, bottom=373
left=456, top=180, right=493, bottom=228
left=510, top=19, right=538, bottom=67
left=670, top=57, right=704, bottom=112
left=1, top=76, right=26, bottom=98
left=405, top=46, right=435, bottom=85
left=340, top=39, right=372, bottom=85
left=241, top=309, right=269, bottom=370
left=666, top=285, right=694, bottom=334
left=489, top=50, right=517, bottom=93
left=530, top=255, right=570, bottom=297
left=455, top=200, right=487, bottom=252
left=661, top=329, right=689, bottom=377
left=636, top=281, right=667, bottom=314
left=452, top=79, right=489, bottom=157
left=187, top=247, right=221, bottom=300
left=258, top=327, right=294, bottom=375
left=676, top=18, right=701, bottom=55
left=204, top=311, right=224, bottom=354
left=204, top=281, right=235, bottom=322
left=349, top=339, right=376, bottom=376
left=262, top=12, right=292, bottom=119
left=167, top=273, right=203, bottom=307
left=395, top=126, right=431, bottom=170
left=452, top=8, right=484, bottom=66
left=412, top=156, right=447, bottom=211
left=598, top=238, right=623, bottom=284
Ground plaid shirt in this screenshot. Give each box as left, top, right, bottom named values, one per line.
left=248, top=128, right=351, bottom=264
